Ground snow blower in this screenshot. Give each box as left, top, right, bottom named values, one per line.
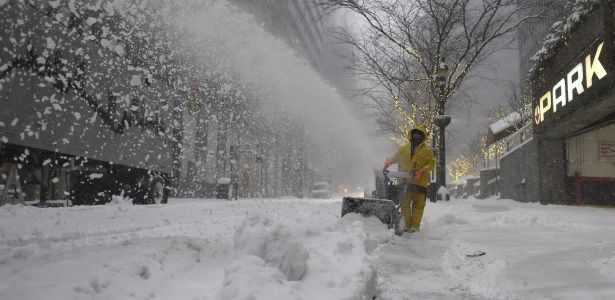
left=341, top=170, right=412, bottom=235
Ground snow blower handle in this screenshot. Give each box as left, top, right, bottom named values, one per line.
left=383, top=171, right=411, bottom=179
left=383, top=169, right=390, bottom=184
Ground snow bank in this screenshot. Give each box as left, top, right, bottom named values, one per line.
left=221, top=255, right=301, bottom=300
left=105, top=195, right=134, bottom=208
left=231, top=214, right=309, bottom=281
left=222, top=217, right=306, bottom=299
left=220, top=212, right=393, bottom=300
left=423, top=198, right=595, bottom=231
left=479, top=206, right=594, bottom=230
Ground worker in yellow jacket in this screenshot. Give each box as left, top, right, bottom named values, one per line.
left=384, top=124, right=436, bottom=232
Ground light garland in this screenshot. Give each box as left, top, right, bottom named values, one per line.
left=448, top=152, right=481, bottom=185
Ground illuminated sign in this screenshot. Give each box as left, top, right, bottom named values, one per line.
left=534, top=42, right=608, bottom=125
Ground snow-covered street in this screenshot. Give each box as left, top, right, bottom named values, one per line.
left=2, top=1, right=614, bottom=299
left=1, top=197, right=614, bottom=300
left=0, top=198, right=389, bottom=300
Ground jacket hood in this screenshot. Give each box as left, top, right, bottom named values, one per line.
left=407, top=124, right=429, bottom=140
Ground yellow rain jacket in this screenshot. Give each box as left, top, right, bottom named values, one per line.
left=387, top=125, right=436, bottom=188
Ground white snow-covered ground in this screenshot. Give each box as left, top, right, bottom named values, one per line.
left=377, top=198, right=615, bottom=300
left=0, top=197, right=614, bottom=300
left=0, top=198, right=391, bottom=300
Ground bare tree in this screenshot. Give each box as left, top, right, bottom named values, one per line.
left=486, top=81, right=532, bottom=129
left=321, top=0, right=542, bottom=136
left=504, top=82, right=532, bottom=127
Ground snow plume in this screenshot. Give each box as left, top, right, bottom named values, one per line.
left=2, top=0, right=382, bottom=185
left=162, top=0, right=382, bottom=184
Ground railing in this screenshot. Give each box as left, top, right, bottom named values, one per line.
left=504, top=122, right=533, bottom=153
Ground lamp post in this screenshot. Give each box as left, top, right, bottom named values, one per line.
left=434, top=61, right=451, bottom=196
left=229, top=145, right=238, bottom=200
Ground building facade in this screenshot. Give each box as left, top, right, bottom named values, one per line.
left=517, top=0, right=570, bottom=89
left=494, top=0, right=615, bottom=205
left=499, top=0, right=570, bottom=203
left=530, top=0, right=615, bottom=205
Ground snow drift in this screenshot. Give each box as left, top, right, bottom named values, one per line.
left=220, top=212, right=394, bottom=300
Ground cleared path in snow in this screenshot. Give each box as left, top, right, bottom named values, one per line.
left=375, top=198, right=615, bottom=300
left=375, top=232, right=486, bottom=299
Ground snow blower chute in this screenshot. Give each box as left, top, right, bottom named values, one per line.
left=341, top=170, right=412, bottom=235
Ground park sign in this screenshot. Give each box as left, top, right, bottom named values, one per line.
left=534, top=42, right=608, bottom=125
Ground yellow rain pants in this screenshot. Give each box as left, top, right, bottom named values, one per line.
left=400, top=191, right=426, bottom=231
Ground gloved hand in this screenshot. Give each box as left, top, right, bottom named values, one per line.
left=413, top=169, right=424, bottom=181
left=383, top=159, right=392, bottom=169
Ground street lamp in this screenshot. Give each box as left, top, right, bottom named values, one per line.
left=230, top=145, right=238, bottom=200
left=434, top=61, right=451, bottom=198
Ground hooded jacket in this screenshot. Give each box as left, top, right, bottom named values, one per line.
left=387, top=125, right=436, bottom=188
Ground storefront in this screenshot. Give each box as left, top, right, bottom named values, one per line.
left=531, top=1, right=615, bottom=205
left=566, top=123, right=615, bottom=204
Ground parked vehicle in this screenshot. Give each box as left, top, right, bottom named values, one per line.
left=310, top=181, right=330, bottom=198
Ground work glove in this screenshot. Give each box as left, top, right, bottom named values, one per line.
left=383, top=159, right=392, bottom=170
left=413, top=169, right=424, bottom=181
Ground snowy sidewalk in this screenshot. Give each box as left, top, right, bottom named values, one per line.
left=1, top=197, right=614, bottom=299
left=376, top=232, right=479, bottom=299
left=375, top=198, right=615, bottom=300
